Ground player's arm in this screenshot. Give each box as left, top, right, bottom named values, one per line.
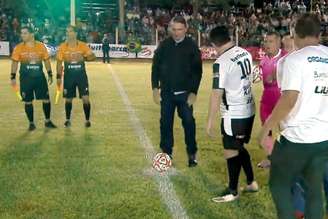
left=44, top=59, right=53, bottom=84
left=151, top=43, right=163, bottom=105
left=10, top=46, right=20, bottom=86
left=258, top=57, right=300, bottom=150
left=40, top=44, right=53, bottom=84
left=266, top=69, right=277, bottom=83
left=206, top=63, right=223, bottom=137
left=84, top=50, right=96, bottom=61
left=258, top=90, right=298, bottom=144
left=56, top=45, right=64, bottom=86
left=56, top=60, right=63, bottom=86
left=188, top=44, right=203, bottom=106
left=83, top=44, right=96, bottom=61
left=10, top=60, right=19, bottom=86
left=207, top=89, right=223, bottom=138
left=190, top=43, right=203, bottom=94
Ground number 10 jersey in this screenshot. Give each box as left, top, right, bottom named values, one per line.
left=212, top=46, right=255, bottom=119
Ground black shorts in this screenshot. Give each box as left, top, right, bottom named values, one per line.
left=63, top=72, right=89, bottom=98
left=20, top=75, right=49, bottom=102
left=221, top=115, right=255, bottom=150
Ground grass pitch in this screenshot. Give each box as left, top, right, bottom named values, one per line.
left=0, top=59, right=275, bottom=219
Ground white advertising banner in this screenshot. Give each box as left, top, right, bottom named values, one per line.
left=0, top=41, right=10, bottom=56
left=88, top=44, right=157, bottom=59
left=88, top=44, right=135, bottom=58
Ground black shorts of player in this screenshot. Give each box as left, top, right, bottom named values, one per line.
left=63, top=71, right=89, bottom=99
left=20, top=75, right=49, bottom=102
left=221, top=115, right=255, bottom=150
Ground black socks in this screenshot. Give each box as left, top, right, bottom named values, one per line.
left=83, top=103, right=91, bottom=121
left=239, top=148, right=255, bottom=185
left=25, top=104, right=34, bottom=123
left=227, top=156, right=242, bottom=195
left=42, top=102, right=51, bottom=120
left=65, top=102, right=72, bottom=120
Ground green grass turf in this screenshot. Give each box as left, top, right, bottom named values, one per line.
left=0, top=59, right=275, bottom=218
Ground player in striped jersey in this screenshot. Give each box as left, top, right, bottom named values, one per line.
left=207, top=25, right=258, bottom=203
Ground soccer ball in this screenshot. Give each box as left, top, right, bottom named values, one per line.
left=152, top=153, right=172, bottom=172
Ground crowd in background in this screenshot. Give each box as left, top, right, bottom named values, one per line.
left=126, top=0, right=328, bottom=46
left=1, top=0, right=328, bottom=49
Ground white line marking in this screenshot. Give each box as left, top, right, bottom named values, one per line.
left=108, top=64, right=189, bottom=219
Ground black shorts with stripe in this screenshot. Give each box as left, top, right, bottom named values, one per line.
left=220, top=115, right=255, bottom=150
left=63, top=71, right=89, bottom=99
left=20, top=75, right=49, bottom=102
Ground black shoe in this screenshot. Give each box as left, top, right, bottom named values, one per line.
left=28, top=123, right=36, bottom=131
left=85, top=121, right=91, bottom=128
left=45, top=121, right=57, bottom=128
left=64, top=120, right=71, bottom=128
left=188, top=159, right=198, bottom=167
left=188, top=154, right=198, bottom=167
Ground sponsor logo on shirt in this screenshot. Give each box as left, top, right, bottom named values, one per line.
left=230, top=52, right=248, bottom=62
left=314, top=71, right=328, bottom=80
left=26, top=65, right=40, bottom=70
left=308, top=56, right=328, bottom=64
left=314, top=86, right=328, bottom=95
left=68, top=64, right=82, bottom=69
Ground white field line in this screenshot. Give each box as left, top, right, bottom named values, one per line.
left=108, top=64, right=189, bottom=219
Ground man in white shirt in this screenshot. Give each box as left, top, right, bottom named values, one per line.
left=259, top=13, right=328, bottom=219
left=207, top=25, right=259, bottom=203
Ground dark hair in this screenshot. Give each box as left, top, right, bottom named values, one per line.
left=21, top=26, right=34, bottom=34
left=295, top=13, right=321, bottom=38
left=209, top=25, right=231, bottom=46
left=172, top=16, right=187, bottom=27
left=266, top=31, right=281, bottom=39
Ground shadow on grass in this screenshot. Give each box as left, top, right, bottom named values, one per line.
left=170, top=167, right=259, bottom=219
left=0, top=130, right=48, bottom=214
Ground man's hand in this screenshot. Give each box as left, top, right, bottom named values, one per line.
left=265, top=69, right=277, bottom=84
left=48, top=75, right=53, bottom=85
left=206, top=121, right=215, bottom=138
left=57, top=78, right=62, bottom=87
left=258, top=124, right=271, bottom=150
left=152, top=88, right=161, bottom=105
left=10, top=79, right=16, bottom=87
left=187, top=92, right=197, bottom=106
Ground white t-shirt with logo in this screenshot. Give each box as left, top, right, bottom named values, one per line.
left=213, top=46, right=255, bottom=119
left=279, top=45, right=328, bottom=143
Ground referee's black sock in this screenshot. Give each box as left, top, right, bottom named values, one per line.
left=227, top=155, right=242, bottom=195
left=83, top=103, right=91, bottom=121
left=42, top=102, right=51, bottom=121
left=25, top=104, right=34, bottom=123
left=65, top=102, right=72, bottom=120
left=239, top=147, right=254, bottom=185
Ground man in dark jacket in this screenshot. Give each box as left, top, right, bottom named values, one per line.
left=151, top=16, right=203, bottom=167
left=102, top=33, right=110, bottom=63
